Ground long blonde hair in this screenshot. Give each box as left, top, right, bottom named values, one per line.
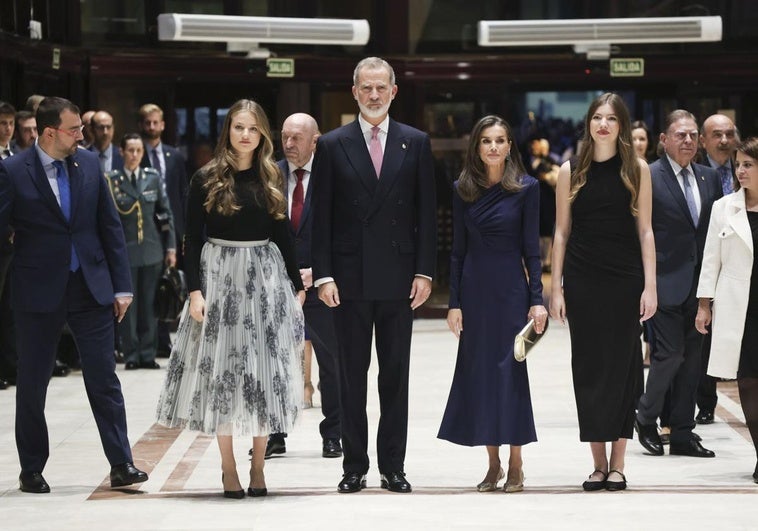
left=201, top=99, right=285, bottom=219
left=570, top=93, right=641, bottom=215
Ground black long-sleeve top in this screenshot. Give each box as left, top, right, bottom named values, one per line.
left=184, top=167, right=304, bottom=293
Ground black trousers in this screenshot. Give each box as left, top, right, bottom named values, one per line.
left=119, top=262, right=162, bottom=364
left=637, top=291, right=704, bottom=444
left=335, top=299, right=412, bottom=475
left=303, top=294, right=341, bottom=440
left=696, top=330, right=719, bottom=412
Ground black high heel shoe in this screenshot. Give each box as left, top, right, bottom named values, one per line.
left=222, top=473, right=245, bottom=499
left=247, top=486, right=268, bottom=497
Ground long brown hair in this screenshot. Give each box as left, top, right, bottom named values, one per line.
left=570, top=93, right=641, bottom=215
left=202, top=99, right=286, bottom=219
left=457, top=115, right=526, bottom=202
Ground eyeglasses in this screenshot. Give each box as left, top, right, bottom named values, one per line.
left=53, top=125, right=85, bottom=138
left=670, top=131, right=698, bottom=142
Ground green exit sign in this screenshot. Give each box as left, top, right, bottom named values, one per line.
left=610, top=58, right=644, bottom=77
left=267, top=58, right=295, bottom=78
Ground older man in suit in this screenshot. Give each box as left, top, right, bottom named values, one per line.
left=694, top=114, right=740, bottom=425
left=0, top=97, right=148, bottom=493
left=88, top=110, right=123, bottom=174
left=264, top=113, right=343, bottom=460
left=636, top=109, right=723, bottom=458
left=311, top=57, right=437, bottom=493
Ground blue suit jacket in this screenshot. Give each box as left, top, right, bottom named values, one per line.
left=311, top=118, right=437, bottom=300
left=87, top=143, right=124, bottom=174
left=651, top=156, right=722, bottom=306
left=0, top=146, right=132, bottom=312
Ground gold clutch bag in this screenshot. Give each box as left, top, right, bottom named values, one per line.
left=514, top=318, right=549, bottom=362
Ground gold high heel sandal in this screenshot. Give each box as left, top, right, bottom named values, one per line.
left=476, top=467, right=505, bottom=492
left=503, top=469, right=524, bottom=493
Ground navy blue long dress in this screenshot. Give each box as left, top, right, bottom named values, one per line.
left=438, top=176, right=543, bottom=446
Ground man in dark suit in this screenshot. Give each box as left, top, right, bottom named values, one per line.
left=138, top=103, right=188, bottom=357
left=694, top=113, right=739, bottom=425
left=265, top=113, right=342, bottom=459
left=636, top=109, right=723, bottom=458
left=0, top=97, right=148, bottom=493
left=11, top=110, right=37, bottom=153
left=88, top=110, right=123, bottom=175
left=105, top=133, right=176, bottom=370
left=311, top=57, right=437, bottom=493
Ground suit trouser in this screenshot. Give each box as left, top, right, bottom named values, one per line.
left=637, top=291, right=704, bottom=445
left=303, top=295, right=341, bottom=440
left=119, top=262, right=162, bottom=364
left=696, top=330, right=718, bottom=413
left=335, top=299, right=412, bottom=475
left=15, top=270, right=133, bottom=472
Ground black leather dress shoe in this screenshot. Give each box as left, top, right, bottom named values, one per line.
left=110, top=462, right=149, bottom=488
left=265, top=435, right=286, bottom=459
left=322, top=438, right=343, bottom=458
left=380, top=471, right=412, bottom=493
left=0, top=378, right=7, bottom=390
left=695, top=409, right=715, bottom=424
left=139, top=361, right=161, bottom=369
left=125, top=361, right=139, bottom=370
left=635, top=420, right=663, bottom=456
left=114, top=350, right=125, bottom=364
left=338, top=472, right=366, bottom=493
left=669, top=439, right=715, bottom=458
left=52, top=360, right=70, bottom=377
left=19, top=471, right=50, bottom=493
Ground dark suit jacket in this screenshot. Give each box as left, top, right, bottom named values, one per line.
left=651, top=156, right=722, bottom=307
left=701, top=153, right=736, bottom=194
left=0, top=147, right=132, bottom=312
left=311, top=118, right=437, bottom=301
left=88, top=143, right=124, bottom=174
left=106, top=166, right=176, bottom=267
left=141, top=143, right=188, bottom=239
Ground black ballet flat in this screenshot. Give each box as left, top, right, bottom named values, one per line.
left=247, top=487, right=268, bottom=497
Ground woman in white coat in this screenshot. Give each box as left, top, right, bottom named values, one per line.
left=696, top=137, right=758, bottom=483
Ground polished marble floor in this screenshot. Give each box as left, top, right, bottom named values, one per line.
left=1, top=319, right=757, bottom=530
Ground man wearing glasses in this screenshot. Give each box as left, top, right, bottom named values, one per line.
left=0, top=97, right=148, bottom=493
left=635, top=110, right=723, bottom=459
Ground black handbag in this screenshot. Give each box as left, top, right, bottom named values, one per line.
left=154, top=267, right=188, bottom=322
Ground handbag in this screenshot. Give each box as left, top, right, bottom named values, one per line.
left=154, top=266, right=188, bottom=322
left=514, top=318, right=549, bottom=362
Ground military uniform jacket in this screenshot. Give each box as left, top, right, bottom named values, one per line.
left=106, top=167, right=176, bottom=267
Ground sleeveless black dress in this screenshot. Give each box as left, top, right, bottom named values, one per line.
left=737, top=211, right=758, bottom=378
left=563, top=155, right=644, bottom=441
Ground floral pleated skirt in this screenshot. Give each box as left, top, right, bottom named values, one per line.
left=156, top=238, right=304, bottom=436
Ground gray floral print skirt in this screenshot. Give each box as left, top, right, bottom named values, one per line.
left=156, top=238, right=304, bottom=436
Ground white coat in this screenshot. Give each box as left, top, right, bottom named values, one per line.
left=696, top=188, right=755, bottom=378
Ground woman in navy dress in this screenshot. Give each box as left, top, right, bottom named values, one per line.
left=438, top=115, right=548, bottom=493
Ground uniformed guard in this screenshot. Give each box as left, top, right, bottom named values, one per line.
left=106, top=133, right=176, bottom=369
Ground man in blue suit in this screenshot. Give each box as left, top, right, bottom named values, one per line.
left=264, top=113, right=342, bottom=459
left=88, top=110, right=123, bottom=175
left=311, top=57, right=437, bottom=493
left=636, top=109, right=723, bottom=458
left=0, top=97, right=148, bottom=493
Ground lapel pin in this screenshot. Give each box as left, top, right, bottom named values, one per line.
left=401, top=143, right=407, bottom=150
left=73, top=162, right=79, bottom=167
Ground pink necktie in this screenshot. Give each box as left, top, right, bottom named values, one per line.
left=369, top=126, right=383, bottom=178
